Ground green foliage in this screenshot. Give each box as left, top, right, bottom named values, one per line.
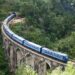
left=10, top=0, right=75, bottom=59
left=16, top=64, right=37, bottom=75
left=10, top=23, right=53, bottom=48
left=0, top=0, right=5, bottom=4
left=16, top=62, right=75, bottom=75
left=49, top=62, right=75, bottom=75
left=0, top=1, right=10, bottom=75
left=14, top=0, right=75, bottom=41
left=0, top=44, right=9, bottom=75
left=11, top=22, right=75, bottom=58
left=52, top=32, right=75, bottom=58
left=1, top=0, right=75, bottom=75
left=13, top=0, right=75, bottom=58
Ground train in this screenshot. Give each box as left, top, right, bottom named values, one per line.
left=3, top=13, right=69, bottom=63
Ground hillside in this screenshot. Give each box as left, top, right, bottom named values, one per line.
left=10, top=0, right=75, bottom=59
left=0, top=0, right=75, bottom=75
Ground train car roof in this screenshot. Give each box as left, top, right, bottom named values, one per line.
left=24, top=40, right=42, bottom=47
left=12, top=33, right=25, bottom=41
left=42, top=47, right=68, bottom=56
left=4, top=25, right=14, bottom=34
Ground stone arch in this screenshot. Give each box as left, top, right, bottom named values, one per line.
left=45, top=60, right=52, bottom=70
left=25, top=53, right=33, bottom=66
left=46, top=63, right=51, bottom=70
left=16, top=47, right=26, bottom=65
left=46, top=60, right=60, bottom=70
left=3, top=38, right=10, bottom=60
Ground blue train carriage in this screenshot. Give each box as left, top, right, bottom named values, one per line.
left=23, top=40, right=41, bottom=53
left=6, top=13, right=16, bottom=24
left=3, top=13, right=16, bottom=24
left=12, top=33, right=25, bottom=44
left=7, top=13, right=16, bottom=23
left=3, top=25, right=14, bottom=38
left=41, top=47, right=68, bottom=63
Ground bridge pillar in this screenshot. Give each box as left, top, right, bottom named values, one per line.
left=3, top=37, right=11, bottom=60
left=38, top=60, right=46, bottom=75
left=24, top=53, right=47, bottom=75
left=9, top=44, right=14, bottom=72
left=31, top=56, right=46, bottom=75
left=13, top=45, right=17, bottom=71
left=8, top=44, right=17, bottom=74
left=25, top=53, right=35, bottom=69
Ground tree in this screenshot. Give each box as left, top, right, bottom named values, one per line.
left=0, top=0, right=5, bottom=4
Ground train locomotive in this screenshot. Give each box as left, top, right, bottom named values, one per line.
left=3, top=13, right=69, bottom=64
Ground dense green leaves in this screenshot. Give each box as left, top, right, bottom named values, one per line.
left=52, top=32, right=75, bottom=59
left=16, top=64, right=37, bottom=75
left=0, top=41, right=9, bottom=75
left=50, top=62, right=75, bottom=75
left=1, top=0, right=75, bottom=75
left=17, top=0, right=75, bottom=41
left=0, top=0, right=5, bottom=4
left=11, top=0, right=75, bottom=59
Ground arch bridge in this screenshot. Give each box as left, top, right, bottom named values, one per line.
left=1, top=13, right=68, bottom=75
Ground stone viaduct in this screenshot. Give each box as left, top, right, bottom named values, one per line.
left=1, top=13, right=66, bottom=75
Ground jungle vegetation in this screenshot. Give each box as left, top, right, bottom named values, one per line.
left=0, top=0, right=75, bottom=75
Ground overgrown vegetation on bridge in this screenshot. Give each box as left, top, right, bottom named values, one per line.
left=16, top=62, right=75, bottom=75
left=0, top=0, right=75, bottom=75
